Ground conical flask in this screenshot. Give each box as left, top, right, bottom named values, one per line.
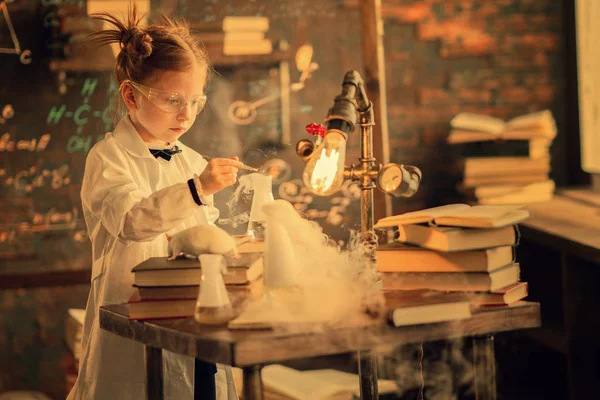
left=194, top=254, right=236, bottom=325
left=247, top=173, right=275, bottom=240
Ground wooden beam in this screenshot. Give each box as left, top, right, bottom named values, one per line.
left=0, top=269, right=91, bottom=290
left=360, top=0, right=392, bottom=220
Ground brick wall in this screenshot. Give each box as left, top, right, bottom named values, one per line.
left=0, top=286, right=89, bottom=399
left=377, top=0, right=566, bottom=214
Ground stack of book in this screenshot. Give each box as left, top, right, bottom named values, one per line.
left=222, top=16, right=273, bottom=56
left=127, top=238, right=265, bottom=320
left=374, top=204, right=530, bottom=327
left=448, top=110, right=557, bottom=205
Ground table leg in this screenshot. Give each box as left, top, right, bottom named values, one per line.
left=144, top=345, right=164, bottom=400
left=358, top=351, right=379, bottom=400
left=243, top=365, right=264, bottom=400
left=473, top=335, right=496, bottom=400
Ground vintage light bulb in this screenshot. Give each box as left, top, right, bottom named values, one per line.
left=302, top=131, right=347, bottom=196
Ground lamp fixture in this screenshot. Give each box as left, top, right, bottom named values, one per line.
left=297, top=70, right=422, bottom=251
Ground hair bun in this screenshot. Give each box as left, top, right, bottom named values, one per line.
left=121, top=27, right=153, bottom=60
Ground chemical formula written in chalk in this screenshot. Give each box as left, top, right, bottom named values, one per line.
left=0, top=207, right=87, bottom=246
left=0, top=104, right=14, bottom=124
left=0, top=0, right=32, bottom=64
left=0, top=104, right=52, bottom=152
left=46, top=77, right=117, bottom=153
left=0, top=164, right=71, bottom=193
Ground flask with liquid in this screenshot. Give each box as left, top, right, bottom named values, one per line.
left=194, top=254, right=236, bottom=325
left=247, top=173, right=274, bottom=240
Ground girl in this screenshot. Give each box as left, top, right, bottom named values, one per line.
left=67, top=8, right=241, bottom=400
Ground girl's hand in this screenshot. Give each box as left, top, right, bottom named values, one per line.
left=199, top=157, right=243, bottom=195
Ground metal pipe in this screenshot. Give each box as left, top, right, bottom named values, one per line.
left=357, top=95, right=378, bottom=257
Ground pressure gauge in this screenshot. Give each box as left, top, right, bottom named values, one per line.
left=377, top=163, right=422, bottom=198
left=378, top=163, right=404, bottom=193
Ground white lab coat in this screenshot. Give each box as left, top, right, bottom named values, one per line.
left=67, top=116, right=238, bottom=400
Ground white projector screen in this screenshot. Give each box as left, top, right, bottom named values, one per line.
left=576, top=0, right=600, bottom=174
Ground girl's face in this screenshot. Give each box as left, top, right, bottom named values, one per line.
left=125, top=61, right=207, bottom=145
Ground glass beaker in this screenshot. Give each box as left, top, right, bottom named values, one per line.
left=194, top=254, right=236, bottom=325
left=247, top=173, right=274, bottom=240
left=263, top=218, right=299, bottom=290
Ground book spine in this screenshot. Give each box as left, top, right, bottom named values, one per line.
left=513, top=224, right=521, bottom=247
left=222, top=17, right=270, bottom=32
left=463, top=157, right=550, bottom=178
left=462, top=174, right=549, bottom=187
left=477, top=191, right=554, bottom=205
left=224, top=32, right=265, bottom=41
left=376, top=250, right=493, bottom=273
left=223, top=39, right=273, bottom=56
left=453, top=140, right=531, bottom=158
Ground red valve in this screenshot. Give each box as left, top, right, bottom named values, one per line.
left=305, top=123, right=326, bottom=138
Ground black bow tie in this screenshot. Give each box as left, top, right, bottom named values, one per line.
left=149, top=145, right=182, bottom=161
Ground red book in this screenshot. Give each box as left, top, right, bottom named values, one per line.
left=469, top=282, right=528, bottom=306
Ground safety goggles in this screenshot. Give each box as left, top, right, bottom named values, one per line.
left=121, top=80, right=207, bottom=115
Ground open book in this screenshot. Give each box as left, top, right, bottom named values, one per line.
left=259, top=365, right=397, bottom=400
left=374, top=204, right=530, bottom=229
left=448, top=110, right=557, bottom=143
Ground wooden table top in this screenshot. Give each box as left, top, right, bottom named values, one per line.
left=520, top=194, right=600, bottom=262
left=100, top=301, right=540, bottom=367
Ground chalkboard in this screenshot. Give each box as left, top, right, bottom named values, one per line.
left=0, top=0, right=101, bottom=273
left=0, top=0, right=365, bottom=278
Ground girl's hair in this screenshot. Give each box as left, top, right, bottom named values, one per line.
left=87, top=6, right=209, bottom=85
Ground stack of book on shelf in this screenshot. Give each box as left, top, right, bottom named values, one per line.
left=127, top=237, right=265, bottom=320
left=222, top=16, right=273, bottom=56
left=448, top=110, right=557, bottom=205
left=374, top=204, right=530, bottom=327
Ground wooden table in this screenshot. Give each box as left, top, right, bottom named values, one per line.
left=519, top=194, right=600, bottom=400
left=521, top=193, right=600, bottom=264
left=100, top=301, right=540, bottom=400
